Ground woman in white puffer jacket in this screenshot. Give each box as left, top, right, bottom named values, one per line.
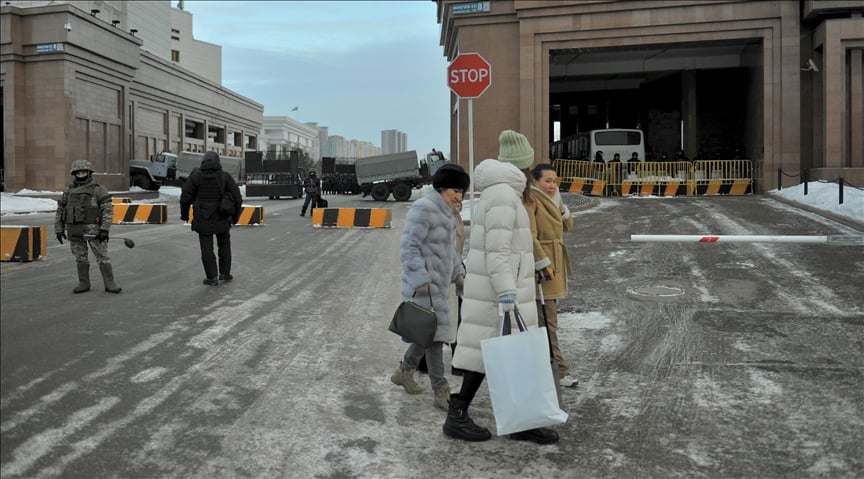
left=444, top=131, right=558, bottom=445
left=452, top=159, right=539, bottom=371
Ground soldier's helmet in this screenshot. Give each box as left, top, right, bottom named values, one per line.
left=70, top=159, right=94, bottom=175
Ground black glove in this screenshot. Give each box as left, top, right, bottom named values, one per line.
left=56, top=232, right=66, bottom=244
left=97, top=230, right=109, bottom=242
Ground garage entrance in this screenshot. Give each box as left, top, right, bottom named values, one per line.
left=549, top=40, right=763, bottom=164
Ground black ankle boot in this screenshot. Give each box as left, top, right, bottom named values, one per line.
left=442, top=394, right=491, bottom=442
left=509, top=427, right=559, bottom=445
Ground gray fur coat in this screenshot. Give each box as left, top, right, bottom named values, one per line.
left=400, top=189, right=465, bottom=344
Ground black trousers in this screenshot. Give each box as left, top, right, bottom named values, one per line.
left=199, top=231, right=231, bottom=279
left=301, top=193, right=318, bottom=214
left=456, top=370, right=485, bottom=406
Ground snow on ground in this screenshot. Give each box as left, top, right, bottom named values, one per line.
left=769, top=181, right=863, bottom=224
left=1, top=182, right=862, bottom=226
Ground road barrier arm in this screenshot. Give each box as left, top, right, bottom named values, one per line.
left=630, top=234, right=863, bottom=245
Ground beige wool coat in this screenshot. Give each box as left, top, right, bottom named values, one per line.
left=524, top=186, right=574, bottom=300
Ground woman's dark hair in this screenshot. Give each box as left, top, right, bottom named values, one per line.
left=530, top=163, right=556, bottom=180
left=520, top=168, right=533, bottom=201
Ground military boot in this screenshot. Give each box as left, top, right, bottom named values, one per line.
left=99, top=263, right=122, bottom=294
left=73, top=263, right=90, bottom=294
left=442, top=394, right=491, bottom=441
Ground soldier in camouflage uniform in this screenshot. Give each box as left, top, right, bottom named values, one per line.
left=54, top=160, right=122, bottom=294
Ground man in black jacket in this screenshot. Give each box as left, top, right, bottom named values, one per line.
left=300, top=170, right=321, bottom=217
left=180, top=151, right=243, bottom=286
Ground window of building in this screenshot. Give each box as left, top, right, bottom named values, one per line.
left=171, top=50, right=180, bottom=62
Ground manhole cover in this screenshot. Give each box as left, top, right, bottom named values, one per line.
left=626, top=285, right=687, bottom=303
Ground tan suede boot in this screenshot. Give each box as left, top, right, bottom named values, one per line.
left=390, top=364, right=424, bottom=394
left=433, top=384, right=451, bottom=410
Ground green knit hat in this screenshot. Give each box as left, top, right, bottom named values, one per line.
left=498, top=130, right=534, bottom=169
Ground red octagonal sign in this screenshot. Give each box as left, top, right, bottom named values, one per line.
left=448, top=53, right=491, bottom=98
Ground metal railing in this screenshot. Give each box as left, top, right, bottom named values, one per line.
left=777, top=168, right=862, bottom=205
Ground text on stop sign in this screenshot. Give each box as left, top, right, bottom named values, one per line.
left=450, top=67, right=490, bottom=84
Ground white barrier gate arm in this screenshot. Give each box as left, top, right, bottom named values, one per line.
left=630, top=234, right=864, bottom=245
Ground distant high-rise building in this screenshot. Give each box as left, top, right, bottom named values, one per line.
left=316, top=125, right=330, bottom=157
left=381, top=129, right=407, bottom=154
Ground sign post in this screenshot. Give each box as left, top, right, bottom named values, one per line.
left=447, top=53, right=491, bottom=213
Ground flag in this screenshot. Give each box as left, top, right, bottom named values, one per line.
left=291, top=106, right=299, bottom=112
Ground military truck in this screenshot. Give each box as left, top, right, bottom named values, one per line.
left=129, top=151, right=178, bottom=191
left=129, top=151, right=245, bottom=191
left=355, top=150, right=449, bottom=201
left=174, top=151, right=244, bottom=184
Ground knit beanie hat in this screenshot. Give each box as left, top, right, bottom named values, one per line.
left=432, top=164, right=471, bottom=191
left=498, top=130, right=534, bottom=170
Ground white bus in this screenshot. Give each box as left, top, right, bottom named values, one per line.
left=553, top=128, right=645, bottom=163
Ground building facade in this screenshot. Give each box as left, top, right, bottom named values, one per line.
left=437, top=0, right=864, bottom=191
left=260, top=116, right=320, bottom=161
left=1, top=1, right=262, bottom=192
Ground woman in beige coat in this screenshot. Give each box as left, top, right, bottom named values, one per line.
left=524, top=163, right=577, bottom=387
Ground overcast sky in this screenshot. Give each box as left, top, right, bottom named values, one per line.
left=177, top=0, right=450, bottom=158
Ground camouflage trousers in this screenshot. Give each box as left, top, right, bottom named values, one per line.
left=70, top=238, right=111, bottom=266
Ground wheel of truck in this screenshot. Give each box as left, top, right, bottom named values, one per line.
left=392, top=182, right=412, bottom=202
left=371, top=183, right=391, bottom=201
left=132, top=173, right=152, bottom=190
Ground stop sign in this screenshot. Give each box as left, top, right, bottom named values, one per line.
left=448, top=53, right=491, bottom=98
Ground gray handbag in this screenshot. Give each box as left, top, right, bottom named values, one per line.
left=388, top=286, right=437, bottom=348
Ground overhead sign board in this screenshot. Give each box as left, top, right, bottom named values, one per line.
left=452, top=1, right=491, bottom=15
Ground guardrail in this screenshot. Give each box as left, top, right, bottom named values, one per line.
left=553, top=159, right=753, bottom=197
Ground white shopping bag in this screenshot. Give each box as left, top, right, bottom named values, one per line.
left=480, top=307, right=568, bottom=436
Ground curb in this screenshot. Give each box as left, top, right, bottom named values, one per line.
left=767, top=193, right=864, bottom=232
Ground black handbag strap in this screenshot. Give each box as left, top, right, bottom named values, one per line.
left=410, top=284, right=434, bottom=311
left=501, top=304, right=528, bottom=336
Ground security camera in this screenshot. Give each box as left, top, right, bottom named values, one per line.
left=802, top=58, right=819, bottom=72
left=64, top=23, right=72, bottom=32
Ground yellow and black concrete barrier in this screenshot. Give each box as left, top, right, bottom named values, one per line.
left=112, top=203, right=168, bottom=224
left=312, top=208, right=392, bottom=228
left=187, top=205, right=264, bottom=225
left=0, top=225, right=47, bottom=262
left=236, top=205, right=264, bottom=225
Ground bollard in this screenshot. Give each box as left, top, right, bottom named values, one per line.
left=839, top=177, right=844, bottom=205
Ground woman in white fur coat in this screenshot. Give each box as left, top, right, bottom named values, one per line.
left=390, top=164, right=469, bottom=411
